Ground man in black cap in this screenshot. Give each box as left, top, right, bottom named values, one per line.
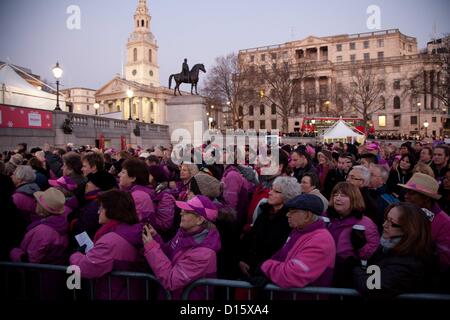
left=250, top=194, right=336, bottom=289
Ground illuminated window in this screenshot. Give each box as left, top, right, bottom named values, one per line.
left=378, top=115, right=386, bottom=127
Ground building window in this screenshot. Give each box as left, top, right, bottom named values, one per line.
left=260, top=120, right=266, bottom=130
left=261, top=54, right=266, bottom=61
left=271, top=119, right=277, bottom=129
left=363, top=40, right=369, bottom=49
left=271, top=104, right=276, bottom=115
left=250, top=55, right=254, bottom=62
left=336, top=44, right=342, bottom=52
left=260, top=104, right=265, bottom=115
left=133, top=104, right=137, bottom=115
left=149, top=49, right=152, bottom=62
left=141, top=19, right=144, bottom=27
left=282, top=51, right=288, bottom=59
left=394, top=115, right=401, bottom=127
left=249, top=105, right=254, bottom=116
left=350, top=54, right=356, bottom=63
left=408, top=44, right=412, bottom=52
left=378, top=115, right=386, bottom=127
left=411, top=116, right=417, bottom=125
left=393, top=96, right=401, bottom=109
left=116, top=105, right=121, bottom=112
left=377, top=52, right=384, bottom=60
left=271, top=53, right=277, bottom=60
left=364, top=53, right=370, bottom=61
left=379, top=96, right=386, bottom=109
left=393, top=80, right=401, bottom=90
left=336, top=56, right=342, bottom=63
left=133, top=48, right=137, bottom=62
left=349, top=42, right=356, bottom=50
left=86, top=105, right=89, bottom=111
left=432, top=117, right=437, bottom=123
left=379, top=82, right=386, bottom=91
left=249, top=66, right=255, bottom=73
left=238, top=105, right=243, bottom=116
left=249, top=120, right=254, bottom=129
left=378, top=39, right=384, bottom=47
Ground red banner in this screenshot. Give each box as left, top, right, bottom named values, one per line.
left=120, top=136, right=126, bottom=151
left=99, top=134, right=105, bottom=151
left=0, top=104, right=53, bottom=129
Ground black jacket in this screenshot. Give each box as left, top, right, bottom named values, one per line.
left=239, top=203, right=291, bottom=274
left=353, top=247, right=435, bottom=299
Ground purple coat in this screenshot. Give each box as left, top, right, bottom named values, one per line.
left=221, top=166, right=252, bottom=227
left=69, top=222, right=145, bottom=300
left=129, top=185, right=155, bottom=223
left=10, top=213, right=69, bottom=264
left=149, top=186, right=176, bottom=234
left=12, top=182, right=40, bottom=222
left=144, top=227, right=221, bottom=300
left=328, top=215, right=380, bottom=260
left=431, top=204, right=450, bottom=269
left=262, top=219, right=336, bottom=288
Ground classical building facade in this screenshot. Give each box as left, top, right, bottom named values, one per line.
left=238, top=29, right=447, bottom=136
left=95, top=0, right=172, bottom=124
left=61, top=87, right=96, bottom=114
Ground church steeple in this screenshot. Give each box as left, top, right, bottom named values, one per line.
left=125, top=0, right=160, bottom=87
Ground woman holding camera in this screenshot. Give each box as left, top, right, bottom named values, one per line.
left=142, top=195, right=221, bottom=300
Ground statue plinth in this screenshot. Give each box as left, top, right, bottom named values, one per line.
left=165, top=96, right=207, bottom=147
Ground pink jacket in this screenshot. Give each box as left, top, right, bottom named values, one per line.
left=328, top=215, right=380, bottom=260
left=149, top=187, right=176, bottom=234
left=12, top=182, right=40, bottom=220
left=10, top=215, right=69, bottom=264
left=261, top=224, right=336, bottom=288
left=144, top=228, right=221, bottom=300
left=221, top=166, right=247, bottom=209
left=431, top=204, right=450, bottom=269
left=69, top=223, right=144, bottom=300
left=130, top=185, right=155, bottom=223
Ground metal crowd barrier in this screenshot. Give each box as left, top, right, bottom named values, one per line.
left=2, top=262, right=449, bottom=301
left=0, top=261, right=171, bottom=300
left=181, top=278, right=361, bottom=300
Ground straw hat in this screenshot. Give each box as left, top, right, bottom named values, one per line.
left=34, top=187, right=66, bottom=215
left=398, top=173, right=441, bottom=200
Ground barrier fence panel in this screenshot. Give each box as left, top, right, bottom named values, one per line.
left=396, top=293, right=450, bottom=301
left=181, top=278, right=362, bottom=301
left=0, top=261, right=171, bottom=300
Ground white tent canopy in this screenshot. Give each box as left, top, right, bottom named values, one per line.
left=322, top=119, right=365, bottom=143
left=0, top=64, right=66, bottom=111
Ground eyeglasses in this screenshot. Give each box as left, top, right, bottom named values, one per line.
left=348, top=175, right=364, bottom=182
left=384, top=217, right=402, bottom=228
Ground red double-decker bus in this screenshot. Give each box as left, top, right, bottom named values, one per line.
left=300, top=117, right=374, bottom=134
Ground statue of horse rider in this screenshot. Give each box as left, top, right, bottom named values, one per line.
left=182, top=58, right=190, bottom=82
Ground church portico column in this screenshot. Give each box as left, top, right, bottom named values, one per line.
left=138, top=97, right=143, bottom=121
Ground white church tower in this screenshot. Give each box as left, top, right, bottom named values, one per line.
left=125, top=0, right=160, bottom=87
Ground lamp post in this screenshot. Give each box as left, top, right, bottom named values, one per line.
left=94, top=103, right=99, bottom=116
left=208, top=116, right=213, bottom=129
left=127, top=88, right=134, bottom=120
left=423, top=120, right=429, bottom=137
left=417, top=102, right=421, bottom=136
left=52, top=62, right=63, bottom=111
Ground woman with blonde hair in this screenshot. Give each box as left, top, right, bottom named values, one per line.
left=412, top=162, right=435, bottom=178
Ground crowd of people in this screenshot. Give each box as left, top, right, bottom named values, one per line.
left=0, top=138, right=449, bottom=300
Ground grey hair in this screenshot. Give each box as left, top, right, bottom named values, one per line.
left=351, top=165, right=371, bottom=186
left=14, top=165, right=36, bottom=184
left=272, top=176, right=302, bottom=201
left=371, top=164, right=389, bottom=183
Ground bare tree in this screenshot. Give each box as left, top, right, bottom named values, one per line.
left=256, top=62, right=310, bottom=133
left=405, top=36, right=449, bottom=110
left=338, top=65, right=388, bottom=135
left=201, top=53, right=255, bottom=129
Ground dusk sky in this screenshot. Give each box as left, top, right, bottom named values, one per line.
left=1, top=0, right=449, bottom=91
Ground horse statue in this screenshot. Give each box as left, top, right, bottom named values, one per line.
left=168, top=63, right=206, bottom=96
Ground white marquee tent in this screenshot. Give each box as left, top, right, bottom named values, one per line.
left=322, top=119, right=365, bottom=143
left=0, top=64, right=66, bottom=111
